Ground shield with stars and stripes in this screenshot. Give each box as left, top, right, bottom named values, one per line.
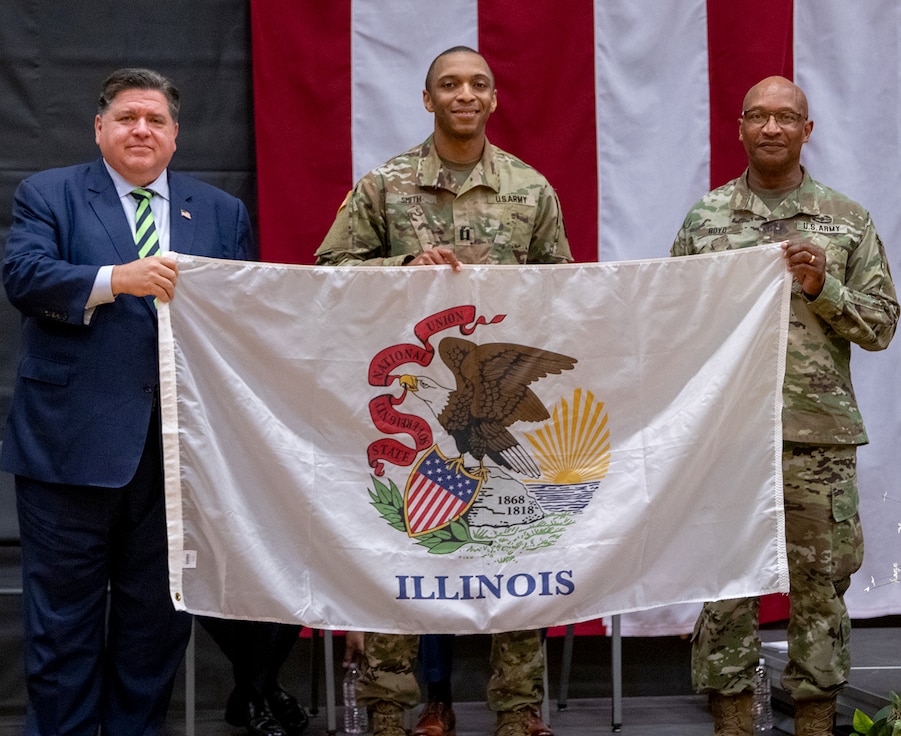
left=404, top=445, right=482, bottom=537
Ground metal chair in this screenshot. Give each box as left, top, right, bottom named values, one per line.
left=308, top=629, right=338, bottom=734
left=556, top=616, right=623, bottom=732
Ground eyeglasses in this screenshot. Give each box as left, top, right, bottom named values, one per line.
left=742, top=109, right=807, bottom=127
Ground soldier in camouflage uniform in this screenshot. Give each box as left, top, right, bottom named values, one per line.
left=315, top=46, right=570, bottom=736
left=671, top=76, right=898, bottom=736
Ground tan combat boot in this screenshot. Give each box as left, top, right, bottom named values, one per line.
left=493, top=705, right=553, bottom=736
left=794, top=698, right=836, bottom=736
left=709, top=692, right=754, bottom=735
left=371, top=701, right=407, bottom=736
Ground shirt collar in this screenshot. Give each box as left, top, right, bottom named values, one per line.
left=102, top=159, right=170, bottom=202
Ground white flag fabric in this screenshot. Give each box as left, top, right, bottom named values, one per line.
left=160, top=246, right=790, bottom=632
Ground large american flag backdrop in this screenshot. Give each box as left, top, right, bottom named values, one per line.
left=249, top=1, right=901, bottom=634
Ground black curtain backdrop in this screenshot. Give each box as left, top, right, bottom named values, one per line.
left=0, top=0, right=256, bottom=430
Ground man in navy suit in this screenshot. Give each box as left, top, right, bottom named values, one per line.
left=1, top=68, right=254, bottom=735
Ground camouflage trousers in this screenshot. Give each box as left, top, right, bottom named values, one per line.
left=691, top=443, right=863, bottom=700
left=357, top=630, right=544, bottom=712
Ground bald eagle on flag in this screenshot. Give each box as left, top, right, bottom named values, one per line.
left=401, top=337, right=577, bottom=478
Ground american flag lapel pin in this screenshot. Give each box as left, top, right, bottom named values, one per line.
left=181, top=209, right=192, bottom=220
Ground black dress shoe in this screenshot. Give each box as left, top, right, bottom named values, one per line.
left=266, top=686, right=310, bottom=736
left=246, top=709, right=289, bottom=736
left=225, top=689, right=288, bottom=736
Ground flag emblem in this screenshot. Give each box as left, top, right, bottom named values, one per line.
left=404, top=446, right=481, bottom=537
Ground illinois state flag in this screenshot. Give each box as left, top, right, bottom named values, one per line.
left=160, top=246, right=790, bottom=633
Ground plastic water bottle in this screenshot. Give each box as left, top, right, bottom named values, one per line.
left=343, top=662, right=368, bottom=734
left=752, top=657, right=773, bottom=732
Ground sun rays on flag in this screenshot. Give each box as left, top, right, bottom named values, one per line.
left=524, top=388, right=610, bottom=485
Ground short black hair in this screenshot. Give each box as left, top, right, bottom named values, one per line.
left=424, top=46, right=494, bottom=92
left=98, top=68, right=180, bottom=122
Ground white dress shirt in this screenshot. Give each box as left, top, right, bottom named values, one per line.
left=85, top=161, right=171, bottom=322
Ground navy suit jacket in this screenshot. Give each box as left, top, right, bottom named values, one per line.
left=1, top=158, right=254, bottom=487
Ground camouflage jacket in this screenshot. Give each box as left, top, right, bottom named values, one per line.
left=672, top=169, right=898, bottom=444
left=314, top=135, right=571, bottom=266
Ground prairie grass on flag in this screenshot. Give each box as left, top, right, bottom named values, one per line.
left=160, top=247, right=790, bottom=633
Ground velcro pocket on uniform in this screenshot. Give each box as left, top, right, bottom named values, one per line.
left=831, top=475, right=858, bottom=523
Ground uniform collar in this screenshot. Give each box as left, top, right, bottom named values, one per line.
left=731, top=166, right=820, bottom=218
left=416, top=134, right=501, bottom=194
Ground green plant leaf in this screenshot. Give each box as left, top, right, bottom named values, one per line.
left=415, top=535, right=445, bottom=549
left=371, top=477, right=392, bottom=504
left=371, top=502, right=399, bottom=517
left=427, top=540, right=467, bottom=554
left=449, top=518, right=470, bottom=541
left=853, top=709, right=874, bottom=733
left=852, top=693, right=901, bottom=736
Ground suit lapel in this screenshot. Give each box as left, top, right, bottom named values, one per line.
left=87, top=160, right=137, bottom=266
left=168, top=173, right=196, bottom=256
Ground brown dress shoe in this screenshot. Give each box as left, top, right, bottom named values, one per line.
left=413, top=701, right=456, bottom=736
left=494, top=706, right=553, bottom=736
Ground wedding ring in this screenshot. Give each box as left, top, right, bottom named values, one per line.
left=809, top=253, right=816, bottom=264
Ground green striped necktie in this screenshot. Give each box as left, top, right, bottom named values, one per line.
left=131, top=188, right=160, bottom=258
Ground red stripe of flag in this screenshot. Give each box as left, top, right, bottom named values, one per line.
left=706, top=0, right=794, bottom=188
left=408, top=475, right=466, bottom=535
left=478, top=0, right=599, bottom=263
left=250, top=0, right=353, bottom=263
